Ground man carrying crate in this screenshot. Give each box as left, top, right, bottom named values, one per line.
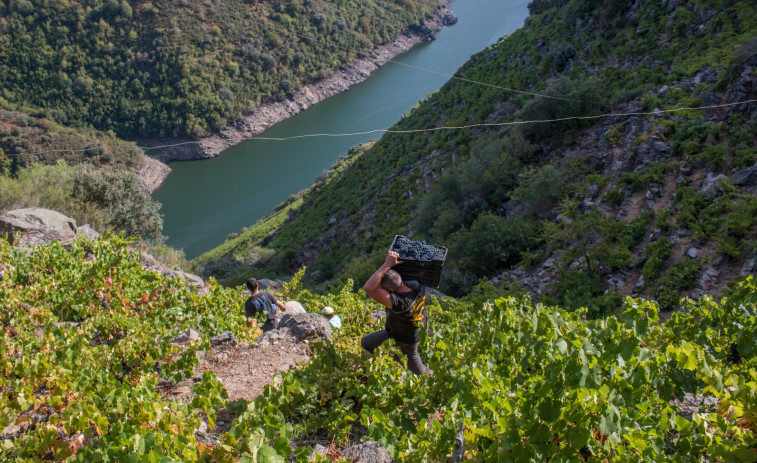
left=361, top=251, right=432, bottom=376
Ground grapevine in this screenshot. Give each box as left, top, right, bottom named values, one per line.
left=1, top=235, right=756, bottom=462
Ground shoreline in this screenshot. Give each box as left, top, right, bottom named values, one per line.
left=139, top=0, right=456, bottom=165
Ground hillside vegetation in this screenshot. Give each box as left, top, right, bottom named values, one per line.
left=0, top=0, right=436, bottom=138
left=0, top=108, right=167, bottom=240
left=2, top=235, right=756, bottom=461
left=198, top=0, right=757, bottom=314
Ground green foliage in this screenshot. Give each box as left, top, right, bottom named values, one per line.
left=196, top=0, right=757, bottom=305
left=450, top=213, right=534, bottom=275
left=641, top=238, right=673, bottom=283
left=0, top=0, right=435, bottom=138
left=0, top=235, right=256, bottom=461
left=3, top=236, right=757, bottom=461
left=0, top=109, right=143, bottom=173
left=517, top=76, right=604, bottom=141
left=654, top=259, right=703, bottom=311
left=548, top=269, right=623, bottom=318
left=72, top=165, right=163, bottom=240
left=511, top=164, right=565, bottom=218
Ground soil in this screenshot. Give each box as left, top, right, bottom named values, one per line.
left=158, top=334, right=311, bottom=405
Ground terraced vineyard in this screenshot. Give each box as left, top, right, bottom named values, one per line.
left=1, top=235, right=755, bottom=461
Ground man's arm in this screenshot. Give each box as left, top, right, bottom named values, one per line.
left=362, top=251, right=401, bottom=309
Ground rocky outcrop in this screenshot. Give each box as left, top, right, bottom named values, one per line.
left=149, top=0, right=456, bottom=162
left=136, top=155, right=171, bottom=193
left=283, top=300, right=307, bottom=315
left=139, top=249, right=208, bottom=295
left=275, top=312, right=332, bottom=343
left=0, top=208, right=78, bottom=246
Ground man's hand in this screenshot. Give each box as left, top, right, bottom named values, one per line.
left=385, top=251, right=402, bottom=268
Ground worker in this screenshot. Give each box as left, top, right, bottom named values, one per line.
left=321, top=306, right=342, bottom=329
left=360, top=251, right=432, bottom=376
left=244, top=278, right=286, bottom=332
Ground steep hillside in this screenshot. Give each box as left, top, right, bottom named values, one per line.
left=0, top=0, right=436, bottom=138
left=2, top=235, right=756, bottom=461
left=0, top=108, right=170, bottom=240
left=198, top=0, right=757, bottom=313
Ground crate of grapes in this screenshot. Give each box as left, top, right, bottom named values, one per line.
left=389, top=235, right=448, bottom=287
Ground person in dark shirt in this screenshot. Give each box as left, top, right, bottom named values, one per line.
left=245, top=278, right=287, bottom=332
left=361, top=251, right=432, bottom=376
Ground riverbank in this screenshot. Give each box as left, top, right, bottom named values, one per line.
left=140, top=0, right=456, bottom=164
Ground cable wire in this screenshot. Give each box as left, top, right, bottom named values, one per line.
left=12, top=99, right=755, bottom=156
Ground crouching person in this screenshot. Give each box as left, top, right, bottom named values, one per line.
left=245, top=278, right=286, bottom=332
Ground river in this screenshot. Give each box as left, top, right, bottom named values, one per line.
left=153, top=0, right=530, bottom=259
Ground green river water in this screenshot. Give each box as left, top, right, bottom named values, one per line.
left=153, top=0, right=530, bottom=258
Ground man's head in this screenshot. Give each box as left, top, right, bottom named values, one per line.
left=246, top=278, right=258, bottom=293
left=380, top=270, right=403, bottom=292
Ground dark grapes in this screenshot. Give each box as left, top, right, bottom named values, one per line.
left=390, top=236, right=446, bottom=261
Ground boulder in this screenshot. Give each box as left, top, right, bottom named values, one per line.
left=341, top=441, right=392, bottom=463
left=698, top=172, right=728, bottom=199
left=170, top=329, right=202, bottom=345
left=742, top=252, right=756, bottom=276
left=210, top=331, right=237, bottom=347
left=140, top=250, right=208, bottom=295
left=77, top=224, right=101, bottom=241
left=284, top=300, right=307, bottom=315
left=278, top=313, right=332, bottom=343
left=732, top=164, right=757, bottom=186
left=258, top=279, right=285, bottom=291
left=0, top=208, right=77, bottom=246
left=672, top=393, right=719, bottom=421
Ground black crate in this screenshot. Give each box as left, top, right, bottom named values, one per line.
left=389, top=235, right=447, bottom=287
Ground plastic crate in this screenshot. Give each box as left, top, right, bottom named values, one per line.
left=389, top=235, right=447, bottom=287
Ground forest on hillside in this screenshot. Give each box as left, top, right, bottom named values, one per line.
left=0, top=0, right=435, bottom=137
left=197, top=0, right=757, bottom=315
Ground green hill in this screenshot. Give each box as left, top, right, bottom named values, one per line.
left=1, top=234, right=756, bottom=461
left=197, top=0, right=757, bottom=314
left=0, top=0, right=436, bottom=138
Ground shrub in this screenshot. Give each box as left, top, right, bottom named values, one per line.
left=72, top=166, right=163, bottom=240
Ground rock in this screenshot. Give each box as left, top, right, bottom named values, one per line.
left=732, top=164, right=757, bottom=186
left=698, top=268, right=720, bottom=290
left=672, top=393, right=719, bottom=421
left=699, top=172, right=728, bottom=199
left=647, top=228, right=661, bottom=243
left=284, top=300, right=307, bottom=315
left=136, top=155, right=171, bottom=193
left=140, top=250, right=208, bottom=295
left=341, top=441, right=392, bottom=463
left=369, top=310, right=386, bottom=320
left=585, top=182, right=598, bottom=199
left=633, top=275, right=645, bottom=293
left=77, top=224, right=100, bottom=241
left=171, top=329, right=202, bottom=345
left=685, top=247, right=698, bottom=259
left=309, top=445, right=330, bottom=461
left=278, top=313, right=332, bottom=343
left=690, top=288, right=705, bottom=300
left=210, top=331, right=237, bottom=347
left=742, top=252, right=757, bottom=276
left=0, top=263, right=14, bottom=280
left=258, top=279, right=285, bottom=292
left=0, top=208, right=77, bottom=246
